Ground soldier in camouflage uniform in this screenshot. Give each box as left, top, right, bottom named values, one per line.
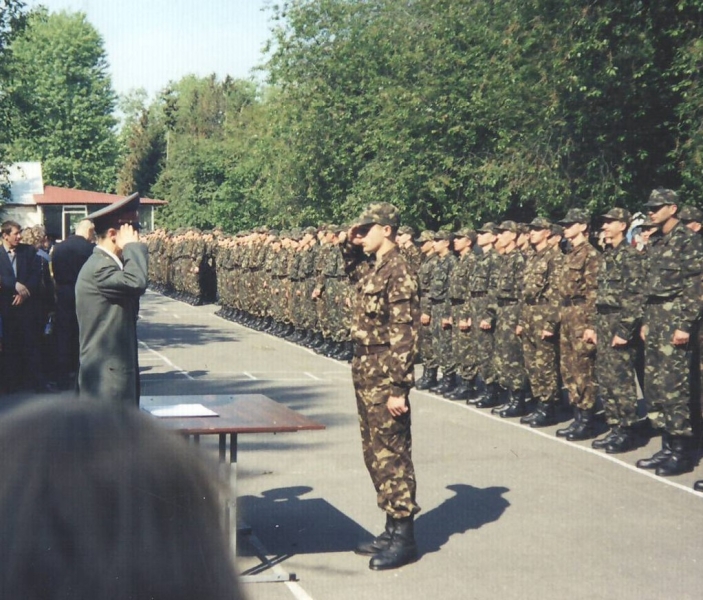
left=397, top=226, right=422, bottom=275
left=467, top=223, right=499, bottom=405
left=636, top=189, right=703, bottom=477
left=427, top=231, right=458, bottom=395
left=586, top=208, right=645, bottom=454
left=344, top=202, right=420, bottom=571
left=553, top=208, right=599, bottom=439
left=444, top=228, right=477, bottom=400
left=512, top=217, right=562, bottom=421
left=415, top=231, right=439, bottom=389
left=478, top=221, right=526, bottom=410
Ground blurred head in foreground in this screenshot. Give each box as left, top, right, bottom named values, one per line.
left=0, top=399, right=243, bottom=600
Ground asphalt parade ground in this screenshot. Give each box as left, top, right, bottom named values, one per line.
left=5, top=289, right=701, bottom=599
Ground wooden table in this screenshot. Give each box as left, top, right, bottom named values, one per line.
left=141, top=394, right=326, bottom=582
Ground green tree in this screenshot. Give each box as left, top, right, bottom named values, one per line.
left=6, top=8, right=118, bottom=191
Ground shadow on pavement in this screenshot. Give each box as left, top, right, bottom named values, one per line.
left=416, top=483, right=510, bottom=556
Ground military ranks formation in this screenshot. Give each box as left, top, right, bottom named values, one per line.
left=144, top=188, right=703, bottom=492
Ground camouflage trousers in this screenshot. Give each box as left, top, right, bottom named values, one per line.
left=418, top=294, right=434, bottom=367
left=449, top=302, right=472, bottom=379
left=327, top=278, right=349, bottom=342
left=468, top=299, right=495, bottom=384
left=352, top=352, right=420, bottom=519
left=644, top=303, right=696, bottom=437
left=521, top=303, right=559, bottom=402
left=429, top=300, right=453, bottom=372
left=492, top=302, right=526, bottom=392
left=559, top=305, right=596, bottom=410
left=595, top=311, right=638, bottom=428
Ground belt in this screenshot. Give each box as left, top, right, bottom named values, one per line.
left=646, top=296, right=676, bottom=305
left=470, top=291, right=487, bottom=297
left=497, top=299, right=517, bottom=307
left=450, top=299, right=465, bottom=305
left=562, top=297, right=586, bottom=307
left=354, top=344, right=390, bottom=357
left=596, top=305, right=621, bottom=315
left=430, top=298, right=445, bottom=304
left=525, top=298, right=548, bottom=306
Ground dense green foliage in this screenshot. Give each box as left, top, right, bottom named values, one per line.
left=6, top=1, right=703, bottom=229
left=4, top=8, right=118, bottom=191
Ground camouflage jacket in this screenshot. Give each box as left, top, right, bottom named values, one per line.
left=597, top=240, right=645, bottom=340
left=468, top=248, right=498, bottom=322
left=448, top=251, right=475, bottom=320
left=644, top=221, right=703, bottom=333
left=428, top=252, right=456, bottom=302
left=518, top=244, right=563, bottom=333
left=347, top=245, right=420, bottom=396
left=401, top=244, right=422, bottom=275
left=490, top=248, right=525, bottom=312
left=558, top=240, right=599, bottom=328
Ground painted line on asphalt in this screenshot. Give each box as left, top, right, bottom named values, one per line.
left=242, top=371, right=257, bottom=380
left=138, top=341, right=195, bottom=381
left=414, top=389, right=703, bottom=498
left=304, top=372, right=321, bottom=381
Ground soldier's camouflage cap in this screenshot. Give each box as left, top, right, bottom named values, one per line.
left=678, top=205, right=703, bottom=223
left=558, top=208, right=590, bottom=225
left=601, top=207, right=632, bottom=223
left=290, top=228, right=302, bottom=240
left=398, top=225, right=415, bottom=236
left=303, top=226, right=317, bottom=235
left=517, top=223, right=530, bottom=235
left=455, top=227, right=476, bottom=239
left=496, top=220, right=519, bottom=233
left=550, top=223, right=564, bottom=236
left=529, top=216, right=553, bottom=230
left=645, top=188, right=678, bottom=208
left=434, top=229, right=455, bottom=241
left=477, top=222, right=498, bottom=234
left=268, top=229, right=279, bottom=237
left=416, top=230, right=435, bottom=242
left=356, top=202, right=401, bottom=228
left=640, top=216, right=658, bottom=228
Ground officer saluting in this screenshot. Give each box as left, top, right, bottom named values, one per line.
left=76, top=193, right=148, bottom=406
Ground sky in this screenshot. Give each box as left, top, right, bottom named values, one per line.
left=26, top=0, right=276, bottom=99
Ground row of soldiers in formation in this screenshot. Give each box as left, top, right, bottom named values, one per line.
left=144, top=187, right=703, bottom=489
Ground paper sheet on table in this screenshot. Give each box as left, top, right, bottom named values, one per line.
left=145, top=404, right=219, bottom=418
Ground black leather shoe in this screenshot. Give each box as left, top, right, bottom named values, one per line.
left=694, top=480, right=703, bottom=492
left=369, top=517, right=418, bottom=571
left=355, top=514, right=393, bottom=556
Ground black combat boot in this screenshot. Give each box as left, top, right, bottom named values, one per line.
left=468, top=375, right=489, bottom=405
left=446, top=378, right=472, bottom=400
left=355, top=513, right=394, bottom=556
left=415, top=367, right=438, bottom=391
left=556, top=407, right=581, bottom=438
left=476, top=383, right=502, bottom=409
left=694, top=480, right=703, bottom=492
left=566, top=407, right=597, bottom=441
left=655, top=436, right=694, bottom=477
left=592, top=427, right=619, bottom=450
left=499, top=389, right=527, bottom=418
left=604, top=426, right=637, bottom=454
left=369, top=516, right=418, bottom=571
left=429, top=374, right=451, bottom=394
left=529, top=401, right=557, bottom=428
left=636, top=433, right=672, bottom=470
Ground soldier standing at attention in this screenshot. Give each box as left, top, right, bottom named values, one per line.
left=514, top=217, right=562, bottom=422
left=415, top=231, right=439, bottom=390
left=445, top=229, right=478, bottom=400
left=427, top=231, right=458, bottom=395
left=344, top=202, right=421, bottom=571
left=636, top=189, right=703, bottom=477
left=588, top=208, right=645, bottom=453
left=553, top=208, right=599, bottom=438
left=479, top=221, right=526, bottom=410
left=397, top=226, right=422, bottom=274
left=467, top=223, right=500, bottom=405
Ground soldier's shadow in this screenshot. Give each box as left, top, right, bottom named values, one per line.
left=415, top=483, right=510, bottom=555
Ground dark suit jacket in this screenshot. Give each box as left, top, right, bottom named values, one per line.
left=76, top=243, right=148, bottom=405
left=0, top=243, right=40, bottom=315
left=52, top=235, right=95, bottom=287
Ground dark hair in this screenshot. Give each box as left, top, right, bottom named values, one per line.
left=0, top=399, right=242, bottom=600
left=1, top=220, right=21, bottom=236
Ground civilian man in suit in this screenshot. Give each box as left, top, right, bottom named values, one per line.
left=0, top=220, right=46, bottom=393
left=52, top=219, right=95, bottom=390
left=76, top=194, right=148, bottom=406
